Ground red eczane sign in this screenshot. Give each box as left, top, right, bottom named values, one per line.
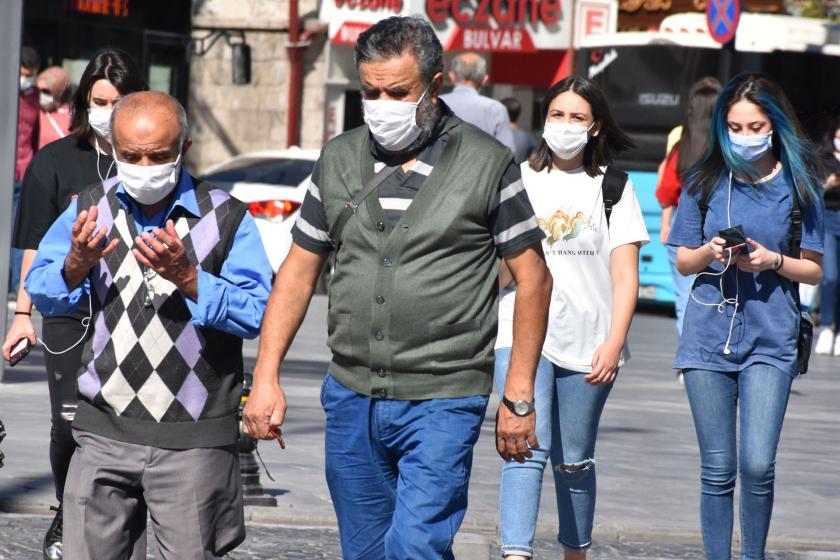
left=425, top=0, right=561, bottom=53
left=426, top=0, right=562, bottom=26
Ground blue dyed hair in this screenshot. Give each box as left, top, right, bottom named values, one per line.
left=686, top=73, right=823, bottom=205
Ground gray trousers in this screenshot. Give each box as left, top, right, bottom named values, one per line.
left=64, top=429, right=245, bottom=559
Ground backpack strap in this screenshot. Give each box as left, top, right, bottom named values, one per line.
left=602, top=166, right=628, bottom=228
left=698, top=190, right=710, bottom=243
left=790, top=194, right=803, bottom=258
left=329, top=164, right=399, bottom=249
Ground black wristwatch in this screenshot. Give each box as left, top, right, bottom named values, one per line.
left=501, top=395, right=535, bottom=417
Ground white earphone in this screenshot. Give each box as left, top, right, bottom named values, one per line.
left=688, top=172, right=740, bottom=355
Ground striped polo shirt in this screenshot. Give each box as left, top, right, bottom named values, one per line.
left=292, top=113, right=543, bottom=258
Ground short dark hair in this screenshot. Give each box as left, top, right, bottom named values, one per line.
left=529, top=76, right=634, bottom=177
left=69, top=47, right=148, bottom=138
left=501, top=97, right=521, bottom=123
left=355, top=16, right=443, bottom=86
left=20, top=46, right=40, bottom=71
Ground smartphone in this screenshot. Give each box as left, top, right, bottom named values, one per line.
left=719, top=225, right=748, bottom=249
left=8, top=337, right=32, bottom=367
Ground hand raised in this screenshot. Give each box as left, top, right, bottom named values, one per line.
left=132, top=219, right=198, bottom=298
left=64, top=205, right=120, bottom=289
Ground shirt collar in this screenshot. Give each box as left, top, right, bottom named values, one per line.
left=452, top=85, right=479, bottom=96
left=115, top=166, right=200, bottom=220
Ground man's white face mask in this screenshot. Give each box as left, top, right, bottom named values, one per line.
left=116, top=154, right=182, bottom=205
left=88, top=107, right=113, bottom=139
left=362, top=88, right=428, bottom=152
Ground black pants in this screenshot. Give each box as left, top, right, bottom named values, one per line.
left=42, top=312, right=87, bottom=502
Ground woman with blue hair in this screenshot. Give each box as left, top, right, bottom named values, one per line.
left=668, top=73, right=824, bottom=559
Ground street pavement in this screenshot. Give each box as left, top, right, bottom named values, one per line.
left=1, top=296, right=839, bottom=559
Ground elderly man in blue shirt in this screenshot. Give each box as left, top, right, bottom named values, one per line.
left=26, top=91, right=273, bottom=559
left=439, top=52, right=516, bottom=153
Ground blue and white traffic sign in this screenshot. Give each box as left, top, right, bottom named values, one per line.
left=707, top=0, right=741, bottom=44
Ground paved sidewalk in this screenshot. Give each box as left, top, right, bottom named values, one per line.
left=1, top=297, right=839, bottom=559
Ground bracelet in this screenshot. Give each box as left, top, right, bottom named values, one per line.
left=14, top=311, right=31, bottom=316
left=771, top=253, right=783, bottom=272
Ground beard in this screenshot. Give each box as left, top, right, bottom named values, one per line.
left=369, top=96, right=442, bottom=161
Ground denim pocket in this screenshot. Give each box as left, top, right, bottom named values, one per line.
left=319, top=374, right=331, bottom=409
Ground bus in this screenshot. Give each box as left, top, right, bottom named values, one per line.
left=575, top=12, right=840, bottom=305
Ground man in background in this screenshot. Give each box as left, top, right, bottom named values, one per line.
left=12, top=46, right=41, bottom=294
left=440, top=52, right=516, bottom=152
left=501, top=96, right=536, bottom=165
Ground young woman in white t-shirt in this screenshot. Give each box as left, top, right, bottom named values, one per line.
left=495, top=77, right=649, bottom=560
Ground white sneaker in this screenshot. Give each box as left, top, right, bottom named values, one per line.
left=814, top=327, right=835, bottom=355
left=833, top=335, right=840, bottom=357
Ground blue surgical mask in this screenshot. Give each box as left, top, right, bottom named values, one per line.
left=729, top=131, right=773, bottom=162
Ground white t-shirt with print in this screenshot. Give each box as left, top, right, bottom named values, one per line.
left=496, top=163, right=650, bottom=372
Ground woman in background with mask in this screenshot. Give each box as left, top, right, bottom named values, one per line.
left=656, top=77, right=722, bottom=341
left=494, top=77, right=648, bottom=560
left=35, top=66, right=73, bottom=149
left=2, top=47, right=146, bottom=560
left=668, top=73, right=824, bottom=559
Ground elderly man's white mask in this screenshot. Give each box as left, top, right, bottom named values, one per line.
left=116, top=154, right=182, bottom=205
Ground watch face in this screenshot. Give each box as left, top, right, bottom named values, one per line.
left=514, top=400, right=530, bottom=416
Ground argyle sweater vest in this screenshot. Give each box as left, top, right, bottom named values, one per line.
left=71, top=176, right=248, bottom=449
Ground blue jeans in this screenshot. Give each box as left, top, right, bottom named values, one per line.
left=494, top=349, right=613, bottom=556
left=321, top=374, right=488, bottom=560
left=819, top=209, right=840, bottom=328
left=683, top=364, right=793, bottom=560
left=667, top=242, right=693, bottom=335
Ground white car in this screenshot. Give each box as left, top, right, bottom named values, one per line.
left=201, top=147, right=320, bottom=273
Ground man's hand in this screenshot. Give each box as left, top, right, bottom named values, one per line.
left=64, top=205, right=120, bottom=290
left=132, top=219, right=198, bottom=300
left=2, top=315, right=37, bottom=362
left=495, top=404, right=538, bottom=463
left=242, top=371, right=287, bottom=442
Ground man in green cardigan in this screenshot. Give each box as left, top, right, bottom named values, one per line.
left=244, top=16, right=552, bottom=560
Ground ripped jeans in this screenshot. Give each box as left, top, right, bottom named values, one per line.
left=494, top=349, right=613, bottom=556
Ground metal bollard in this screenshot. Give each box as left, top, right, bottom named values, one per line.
left=239, top=373, right=278, bottom=507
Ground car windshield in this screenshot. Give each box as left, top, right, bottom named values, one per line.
left=204, top=158, right=316, bottom=186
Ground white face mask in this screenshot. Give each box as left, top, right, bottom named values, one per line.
left=543, top=122, right=594, bottom=160
left=729, top=131, right=773, bottom=162
left=88, top=107, right=113, bottom=139
left=116, top=154, right=182, bottom=205
left=39, top=92, right=56, bottom=111
left=20, top=76, right=35, bottom=92
left=833, top=138, right=840, bottom=153
left=362, top=88, right=428, bottom=152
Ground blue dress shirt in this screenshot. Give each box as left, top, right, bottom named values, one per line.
left=26, top=170, right=272, bottom=339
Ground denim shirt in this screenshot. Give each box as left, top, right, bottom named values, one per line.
left=668, top=170, right=824, bottom=377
